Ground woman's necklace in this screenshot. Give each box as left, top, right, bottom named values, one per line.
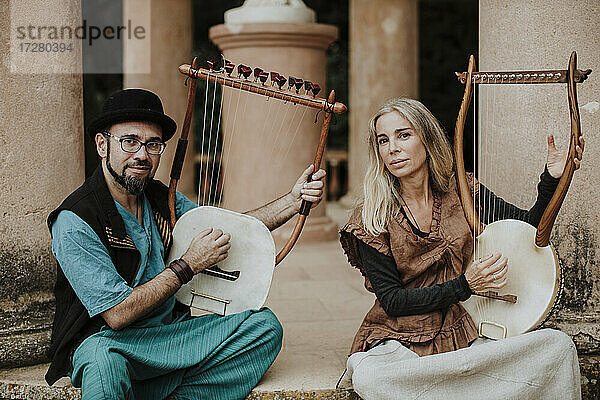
left=399, top=194, right=421, bottom=231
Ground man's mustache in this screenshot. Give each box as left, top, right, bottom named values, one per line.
left=126, top=160, right=152, bottom=169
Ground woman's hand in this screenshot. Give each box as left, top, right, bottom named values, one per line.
left=464, top=253, right=508, bottom=292
left=546, top=133, right=584, bottom=178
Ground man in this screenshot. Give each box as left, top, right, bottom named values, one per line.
left=45, top=89, right=326, bottom=399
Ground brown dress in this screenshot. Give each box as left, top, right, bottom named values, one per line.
left=339, top=177, right=479, bottom=357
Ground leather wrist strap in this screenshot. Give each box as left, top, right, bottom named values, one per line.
left=168, top=258, right=194, bottom=284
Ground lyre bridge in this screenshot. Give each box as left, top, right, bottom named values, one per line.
left=474, top=290, right=517, bottom=304
left=200, top=265, right=240, bottom=281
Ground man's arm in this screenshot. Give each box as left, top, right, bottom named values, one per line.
left=101, top=269, right=181, bottom=330
left=52, top=210, right=229, bottom=331
left=103, top=227, right=230, bottom=330
left=245, top=165, right=326, bottom=231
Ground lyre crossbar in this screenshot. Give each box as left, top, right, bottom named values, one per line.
left=454, top=51, right=591, bottom=248
left=456, top=68, right=591, bottom=85
left=169, top=57, right=348, bottom=266
left=178, top=64, right=347, bottom=114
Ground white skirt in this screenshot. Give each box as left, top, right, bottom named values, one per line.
left=338, top=329, right=580, bottom=400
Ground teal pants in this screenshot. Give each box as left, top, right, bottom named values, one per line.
left=71, top=308, right=283, bottom=400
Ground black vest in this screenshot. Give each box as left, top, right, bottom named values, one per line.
left=45, top=166, right=173, bottom=385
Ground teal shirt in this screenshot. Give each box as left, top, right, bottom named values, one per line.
left=51, top=191, right=197, bottom=328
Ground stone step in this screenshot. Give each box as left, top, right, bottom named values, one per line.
left=0, top=363, right=360, bottom=400
left=2, top=357, right=599, bottom=400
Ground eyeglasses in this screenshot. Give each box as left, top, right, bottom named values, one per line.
left=102, top=131, right=166, bottom=155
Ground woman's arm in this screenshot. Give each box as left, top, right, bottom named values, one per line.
left=358, top=240, right=472, bottom=317
left=477, top=166, right=559, bottom=227
left=478, top=133, right=584, bottom=227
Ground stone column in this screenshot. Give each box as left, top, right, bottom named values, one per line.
left=123, top=0, right=195, bottom=198
left=341, top=0, right=418, bottom=207
left=209, top=4, right=339, bottom=244
left=480, top=0, right=600, bottom=378
left=0, top=0, right=84, bottom=368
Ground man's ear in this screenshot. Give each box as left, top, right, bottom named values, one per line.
left=95, top=132, right=108, bottom=158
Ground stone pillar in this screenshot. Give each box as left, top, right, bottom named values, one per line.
left=0, top=0, right=84, bottom=368
left=480, top=0, right=600, bottom=365
left=209, top=5, right=339, bottom=244
left=342, top=0, right=418, bottom=207
left=123, top=0, right=195, bottom=198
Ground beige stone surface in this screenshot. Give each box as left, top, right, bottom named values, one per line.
left=479, top=0, right=600, bottom=350
left=123, top=0, right=196, bottom=198
left=0, top=0, right=84, bottom=368
left=343, top=0, right=418, bottom=207
left=209, top=22, right=339, bottom=242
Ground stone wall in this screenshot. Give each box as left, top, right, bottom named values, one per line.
left=479, top=0, right=600, bottom=377
left=0, top=0, right=84, bottom=368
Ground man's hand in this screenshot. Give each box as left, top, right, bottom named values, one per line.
left=181, top=228, right=231, bottom=274
left=290, top=164, right=326, bottom=211
left=546, top=133, right=584, bottom=178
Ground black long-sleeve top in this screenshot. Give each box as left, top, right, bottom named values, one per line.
left=358, top=168, right=560, bottom=318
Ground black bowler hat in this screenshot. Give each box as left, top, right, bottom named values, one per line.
left=88, top=89, right=177, bottom=142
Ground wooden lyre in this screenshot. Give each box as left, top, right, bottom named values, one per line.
left=165, top=56, right=347, bottom=315
left=454, top=52, right=591, bottom=339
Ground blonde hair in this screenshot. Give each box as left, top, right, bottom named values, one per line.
left=362, top=98, right=454, bottom=235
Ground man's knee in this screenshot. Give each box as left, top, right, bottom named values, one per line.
left=74, top=338, right=131, bottom=397
left=258, top=308, right=283, bottom=344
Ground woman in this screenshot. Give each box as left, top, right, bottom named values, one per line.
left=338, top=98, right=584, bottom=399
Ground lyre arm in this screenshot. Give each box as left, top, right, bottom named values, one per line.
left=168, top=57, right=200, bottom=230
left=454, top=55, right=484, bottom=235
left=179, top=64, right=347, bottom=114
left=275, top=90, right=338, bottom=265
left=535, top=51, right=588, bottom=247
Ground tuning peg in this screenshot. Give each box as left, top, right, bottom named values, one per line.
left=276, top=75, right=287, bottom=89
left=237, top=64, right=252, bottom=79
left=270, top=72, right=280, bottom=85
left=259, top=71, right=269, bottom=84
left=207, top=59, right=219, bottom=71
left=224, top=62, right=234, bottom=76
left=288, top=76, right=296, bottom=90
left=253, top=67, right=264, bottom=82
left=304, top=81, right=312, bottom=93
left=294, top=78, right=304, bottom=93
left=310, top=83, right=321, bottom=97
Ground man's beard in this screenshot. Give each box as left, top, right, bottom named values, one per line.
left=106, top=143, right=152, bottom=196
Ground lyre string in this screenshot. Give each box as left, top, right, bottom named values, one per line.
left=208, top=84, right=225, bottom=206
left=204, top=73, right=219, bottom=206
left=193, top=61, right=318, bottom=209
left=276, top=105, right=310, bottom=168
left=474, top=77, right=484, bottom=325
left=268, top=102, right=300, bottom=164
left=267, top=103, right=293, bottom=160
left=255, top=94, right=276, bottom=163
left=198, top=72, right=211, bottom=205
left=213, top=85, right=235, bottom=206
left=218, top=83, right=245, bottom=206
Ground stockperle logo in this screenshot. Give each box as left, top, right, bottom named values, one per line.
left=10, top=0, right=151, bottom=74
